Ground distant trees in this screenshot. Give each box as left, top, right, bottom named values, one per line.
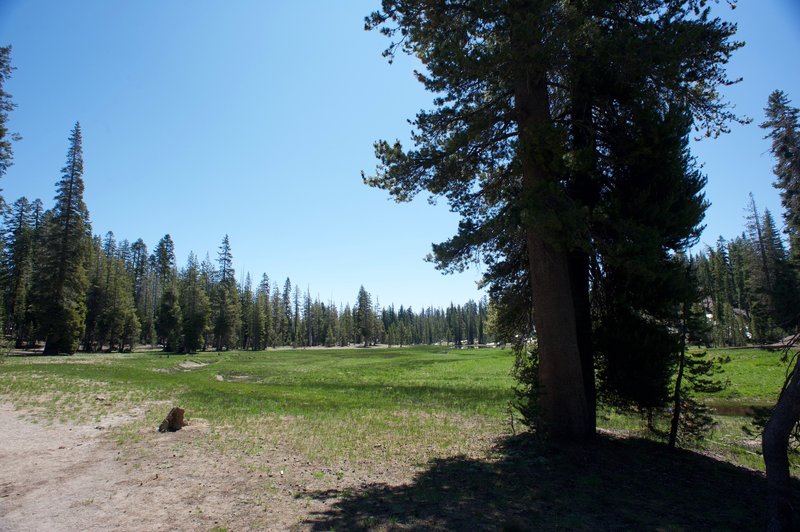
left=4, top=197, right=38, bottom=346
left=179, top=253, right=210, bottom=353
left=696, top=195, right=799, bottom=345
left=84, top=232, right=140, bottom=352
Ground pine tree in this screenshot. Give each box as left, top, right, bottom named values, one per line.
left=762, top=209, right=800, bottom=329
left=127, top=238, right=150, bottom=344
left=340, top=303, right=353, bottom=347
left=179, top=253, right=210, bottom=353
left=4, top=197, right=35, bottom=346
left=250, top=283, right=265, bottom=350
left=212, top=235, right=240, bottom=350
left=354, top=286, right=374, bottom=347
left=199, top=253, right=216, bottom=349
left=304, top=288, right=313, bottom=347
left=281, top=278, right=292, bottom=346
left=153, top=234, right=182, bottom=351
left=745, top=195, right=776, bottom=339
left=668, top=257, right=725, bottom=449
left=240, top=273, right=254, bottom=350
left=762, top=90, right=800, bottom=264
left=95, top=233, right=139, bottom=352
left=292, top=285, right=301, bottom=347
left=0, top=45, right=19, bottom=182
left=270, top=284, right=281, bottom=347
left=34, top=122, right=90, bottom=354
left=258, top=274, right=271, bottom=349
left=156, top=281, right=182, bottom=352
left=365, top=0, right=740, bottom=439
left=154, top=234, right=176, bottom=283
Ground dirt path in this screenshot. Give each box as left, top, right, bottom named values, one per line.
left=0, top=404, right=385, bottom=531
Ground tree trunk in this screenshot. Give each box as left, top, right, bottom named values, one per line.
left=669, top=302, right=689, bottom=450
left=569, top=251, right=596, bottom=432
left=668, top=347, right=685, bottom=450
left=526, top=233, right=591, bottom=439
left=511, top=9, right=591, bottom=439
left=763, top=353, right=800, bottom=531
left=43, top=340, right=59, bottom=355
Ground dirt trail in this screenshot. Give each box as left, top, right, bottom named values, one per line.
left=0, top=404, right=362, bottom=531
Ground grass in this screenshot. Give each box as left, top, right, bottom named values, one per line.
left=0, top=344, right=793, bottom=470
left=0, top=345, right=516, bottom=464
left=1, top=343, right=794, bottom=529
left=702, top=347, right=789, bottom=404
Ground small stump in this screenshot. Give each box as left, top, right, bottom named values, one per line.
left=158, top=407, right=187, bottom=433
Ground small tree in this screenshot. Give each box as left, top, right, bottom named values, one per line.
left=669, top=259, right=727, bottom=449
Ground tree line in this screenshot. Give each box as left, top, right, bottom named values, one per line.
left=695, top=195, right=798, bottom=346
left=692, top=89, right=800, bottom=348
left=0, top=125, right=494, bottom=353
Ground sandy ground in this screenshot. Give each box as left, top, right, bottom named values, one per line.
left=0, top=403, right=395, bottom=531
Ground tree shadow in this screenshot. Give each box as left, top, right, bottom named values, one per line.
left=304, top=432, right=797, bottom=531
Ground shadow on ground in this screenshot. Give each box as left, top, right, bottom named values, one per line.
left=304, top=432, right=797, bottom=531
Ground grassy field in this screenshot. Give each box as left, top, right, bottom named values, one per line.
left=0, top=344, right=796, bottom=529
left=0, top=344, right=793, bottom=468
left=597, top=346, right=793, bottom=470
left=0, top=345, right=516, bottom=465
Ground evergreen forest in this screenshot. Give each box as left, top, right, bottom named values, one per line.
left=0, top=124, right=494, bottom=354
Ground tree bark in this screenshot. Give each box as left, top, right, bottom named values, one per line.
left=526, top=232, right=592, bottom=439
left=668, top=346, right=686, bottom=450
left=511, top=7, right=591, bottom=439
left=763, top=352, right=800, bottom=531
left=569, top=251, right=596, bottom=433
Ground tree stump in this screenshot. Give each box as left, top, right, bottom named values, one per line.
left=158, top=407, right=187, bottom=432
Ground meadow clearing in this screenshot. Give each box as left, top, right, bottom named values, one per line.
left=0, top=345, right=795, bottom=530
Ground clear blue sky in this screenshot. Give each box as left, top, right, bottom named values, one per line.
left=0, top=1, right=798, bottom=310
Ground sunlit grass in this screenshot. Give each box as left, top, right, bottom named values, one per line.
left=0, top=344, right=792, bottom=472
left=0, top=346, right=516, bottom=463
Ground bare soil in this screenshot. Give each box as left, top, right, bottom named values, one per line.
left=0, top=403, right=410, bottom=531
left=1, top=402, right=794, bottom=531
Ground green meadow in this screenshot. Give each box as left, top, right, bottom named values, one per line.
left=0, top=346, right=514, bottom=464
left=0, top=345, right=792, bottom=469
left=3, top=344, right=796, bottom=529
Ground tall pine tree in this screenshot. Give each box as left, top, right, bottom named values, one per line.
left=0, top=45, right=19, bottom=182
left=34, top=122, right=90, bottom=354
left=762, top=90, right=800, bottom=266
left=212, top=235, right=240, bottom=350
left=365, top=0, right=739, bottom=438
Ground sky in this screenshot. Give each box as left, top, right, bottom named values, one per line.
left=0, top=1, right=798, bottom=310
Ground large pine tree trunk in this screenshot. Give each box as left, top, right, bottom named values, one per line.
left=526, top=233, right=592, bottom=439
left=512, top=11, right=591, bottom=439
left=763, top=352, right=800, bottom=531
